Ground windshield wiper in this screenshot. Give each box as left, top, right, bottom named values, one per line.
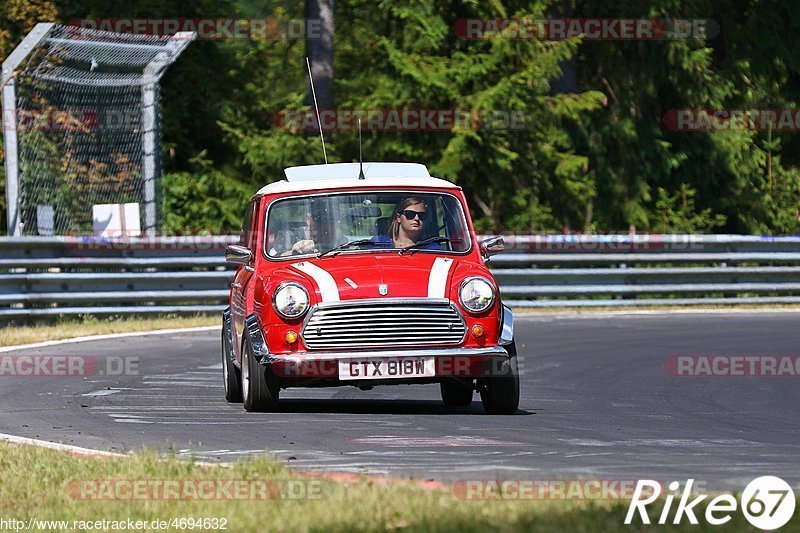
left=400, top=237, right=451, bottom=255
left=317, top=239, right=377, bottom=259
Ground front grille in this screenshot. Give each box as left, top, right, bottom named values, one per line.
left=301, top=299, right=466, bottom=350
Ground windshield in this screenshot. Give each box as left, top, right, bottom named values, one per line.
left=265, top=191, right=471, bottom=258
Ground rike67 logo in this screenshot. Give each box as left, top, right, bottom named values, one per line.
left=625, top=477, right=796, bottom=530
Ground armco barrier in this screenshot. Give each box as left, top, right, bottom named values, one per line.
left=1, top=234, right=799, bottom=319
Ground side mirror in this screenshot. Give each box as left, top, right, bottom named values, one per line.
left=480, top=236, right=505, bottom=258
left=226, top=244, right=253, bottom=265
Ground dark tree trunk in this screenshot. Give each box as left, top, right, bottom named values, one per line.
left=306, top=0, right=334, bottom=134
left=549, top=1, right=577, bottom=94
left=551, top=57, right=577, bottom=94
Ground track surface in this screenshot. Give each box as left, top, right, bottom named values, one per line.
left=1, top=312, right=799, bottom=489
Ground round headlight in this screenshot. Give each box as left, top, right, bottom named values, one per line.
left=272, top=282, right=310, bottom=319
left=459, top=277, right=495, bottom=314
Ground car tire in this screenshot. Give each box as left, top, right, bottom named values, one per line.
left=479, top=341, right=520, bottom=415
left=222, top=328, right=242, bottom=403
left=241, top=337, right=279, bottom=412
left=440, top=380, right=474, bottom=406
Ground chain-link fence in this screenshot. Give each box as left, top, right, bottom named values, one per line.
left=2, top=24, right=193, bottom=236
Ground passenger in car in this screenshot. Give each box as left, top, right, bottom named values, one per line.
left=371, top=197, right=441, bottom=250
left=272, top=205, right=345, bottom=256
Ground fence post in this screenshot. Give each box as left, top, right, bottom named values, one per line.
left=1, top=23, right=54, bottom=236
left=141, top=33, right=195, bottom=236
left=2, top=80, right=19, bottom=236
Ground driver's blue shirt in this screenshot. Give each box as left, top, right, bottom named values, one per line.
left=369, top=235, right=442, bottom=250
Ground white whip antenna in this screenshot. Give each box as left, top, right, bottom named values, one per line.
left=305, top=57, right=328, bottom=165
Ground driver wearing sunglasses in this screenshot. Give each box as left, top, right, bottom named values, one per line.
left=378, top=196, right=441, bottom=250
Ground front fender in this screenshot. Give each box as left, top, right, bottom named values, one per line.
left=499, top=305, right=514, bottom=347
left=244, top=313, right=272, bottom=364
left=222, top=307, right=236, bottom=367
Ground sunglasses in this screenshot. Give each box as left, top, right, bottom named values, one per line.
left=401, top=209, right=428, bottom=221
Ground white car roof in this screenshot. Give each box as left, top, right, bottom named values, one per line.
left=256, top=162, right=459, bottom=195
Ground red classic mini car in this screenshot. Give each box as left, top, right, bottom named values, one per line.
left=222, top=162, right=518, bottom=414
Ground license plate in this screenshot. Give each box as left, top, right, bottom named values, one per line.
left=338, top=357, right=435, bottom=380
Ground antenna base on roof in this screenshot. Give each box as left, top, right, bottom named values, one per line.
left=358, top=117, right=365, bottom=179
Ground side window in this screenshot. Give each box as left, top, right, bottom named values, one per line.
left=240, top=200, right=257, bottom=250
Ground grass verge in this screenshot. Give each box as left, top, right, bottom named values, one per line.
left=0, top=315, right=219, bottom=347
left=0, top=442, right=785, bottom=532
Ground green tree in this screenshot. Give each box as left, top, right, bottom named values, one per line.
left=3, top=0, right=799, bottom=235
left=221, top=0, right=606, bottom=232
left=571, top=0, right=800, bottom=234
left=162, top=152, right=253, bottom=234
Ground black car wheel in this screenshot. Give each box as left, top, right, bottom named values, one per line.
left=440, top=379, right=474, bottom=406
left=479, top=341, right=520, bottom=415
left=221, top=327, right=242, bottom=403
left=241, top=337, right=280, bottom=412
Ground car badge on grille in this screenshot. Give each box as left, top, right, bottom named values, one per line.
left=379, top=284, right=389, bottom=296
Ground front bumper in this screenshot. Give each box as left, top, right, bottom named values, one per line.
left=262, top=346, right=509, bottom=380
left=269, top=346, right=511, bottom=379
left=271, top=345, right=508, bottom=362
left=242, top=310, right=515, bottom=380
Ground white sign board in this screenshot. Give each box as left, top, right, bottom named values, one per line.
left=36, top=204, right=54, bottom=236
left=92, top=203, right=141, bottom=237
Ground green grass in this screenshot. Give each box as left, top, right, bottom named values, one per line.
left=0, top=443, right=793, bottom=532
left=0, top=315, right=219, bottom=347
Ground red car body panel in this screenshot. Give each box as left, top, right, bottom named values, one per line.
left=227, top=178, right=509, bottom=383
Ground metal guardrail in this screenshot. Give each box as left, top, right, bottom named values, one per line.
left=1, top=234, right=800, bottom=319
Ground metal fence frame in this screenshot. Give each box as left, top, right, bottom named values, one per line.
left=1, top=234, right=800, bottom=319
left=1, top=23, right=194, bottom=236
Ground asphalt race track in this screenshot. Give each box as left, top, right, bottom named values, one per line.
left=1, top=312, right=799, bottom=490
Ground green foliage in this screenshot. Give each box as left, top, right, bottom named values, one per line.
left=309, top=0, right=605, bottom=231
left=652, top=183, right=726, bottom=233
left=0, top=0, right=57, bottom=59
left=571, top=0, right=800, bottom=234
left=2, top=0, right=800, bottom=235
left=162, top=153, right=253, bottom=234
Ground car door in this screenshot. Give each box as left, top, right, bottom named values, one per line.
left=231, top=199, right=258, bottom=365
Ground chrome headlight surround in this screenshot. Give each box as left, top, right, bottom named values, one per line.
left=458, top=276, right=496, bottom=314
left=272, top=282, right=310, bottom=319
